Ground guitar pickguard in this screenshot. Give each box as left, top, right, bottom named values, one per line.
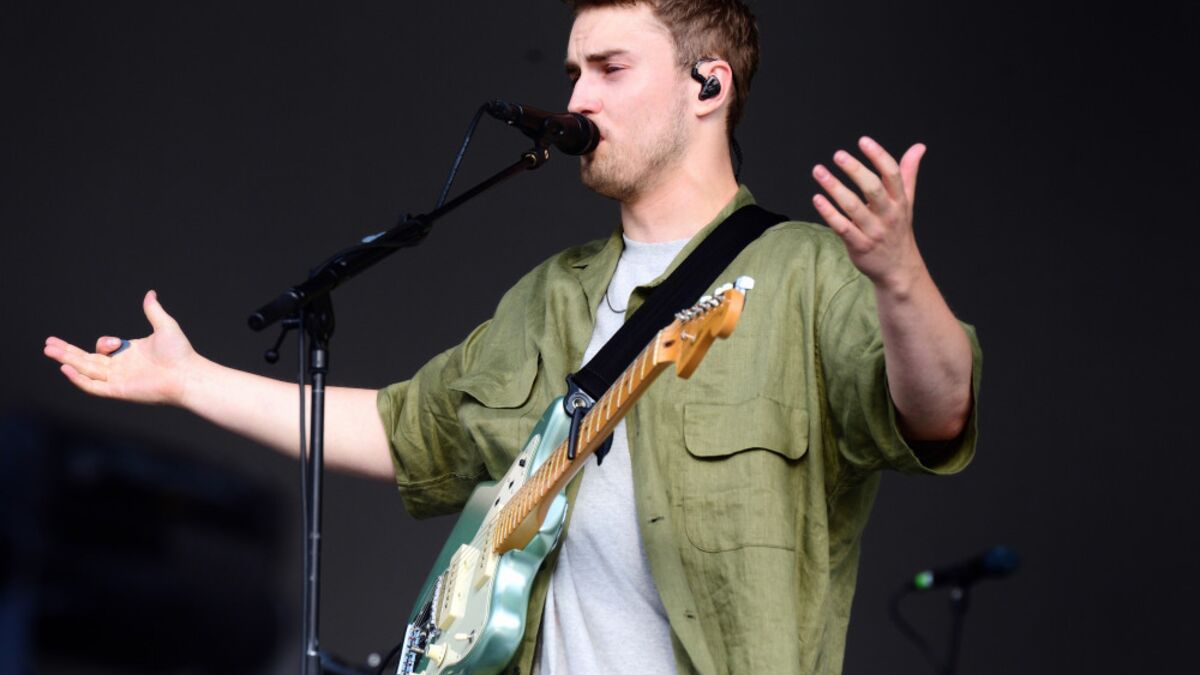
left=399, top=398, right=572, bottom=675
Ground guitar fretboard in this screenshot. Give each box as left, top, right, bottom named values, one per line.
left=489, top=330, right=675, bottom=553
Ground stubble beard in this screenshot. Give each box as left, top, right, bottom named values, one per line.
left=579, top=95, right=690, bottom=203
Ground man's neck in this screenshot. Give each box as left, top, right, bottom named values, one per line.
left=619, top=157, right=740, bottom=244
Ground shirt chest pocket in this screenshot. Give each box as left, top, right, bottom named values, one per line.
left=678, top=397, right=808, bottom=552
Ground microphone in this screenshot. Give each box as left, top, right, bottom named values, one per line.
left=485, top=100, right=600, bottom=155
left=910, top=545, right=1019, bottom=591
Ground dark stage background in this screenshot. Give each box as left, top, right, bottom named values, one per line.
left=3, top=1, right=1197, bottom=673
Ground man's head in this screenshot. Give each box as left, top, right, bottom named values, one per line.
left=566, top=0, right=759, bottom=131
left=563, top=0, right=759, bottom=202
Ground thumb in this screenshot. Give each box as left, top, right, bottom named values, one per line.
left=142, top=290, right=179, bottom=333
left=899, top=143, right=926, bottom=206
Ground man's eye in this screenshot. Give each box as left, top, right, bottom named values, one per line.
left=604, top=65, right=624, bottom=75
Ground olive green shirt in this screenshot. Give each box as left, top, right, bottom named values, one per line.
left=377, top=186, right=981, bottom=674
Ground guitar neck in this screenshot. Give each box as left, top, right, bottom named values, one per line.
left=490, top=331, right=675, bottom=553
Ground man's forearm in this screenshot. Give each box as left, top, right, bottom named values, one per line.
left=179, top=357, right=395, bottom=479
left=874, top=267, right=974, bottom=442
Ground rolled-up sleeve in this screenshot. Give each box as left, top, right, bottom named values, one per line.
left=376, top=321, right=493, bottom=518
left=818, top=273, right=982, bottom=475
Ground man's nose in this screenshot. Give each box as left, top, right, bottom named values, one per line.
left=567, top=78, right=599, bottom=116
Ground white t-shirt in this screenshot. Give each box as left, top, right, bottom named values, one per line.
left=534, top=234, right=689, bottom=675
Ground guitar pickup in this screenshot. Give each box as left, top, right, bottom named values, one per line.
left=436, top=545, right=479, bottom=630
left=472, top=549, right=496, bottom=590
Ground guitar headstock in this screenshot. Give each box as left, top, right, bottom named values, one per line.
left=657, top=276, right=754, bottom=379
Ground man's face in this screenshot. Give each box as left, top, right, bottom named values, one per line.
left=565, top=5, right=691, bottom=202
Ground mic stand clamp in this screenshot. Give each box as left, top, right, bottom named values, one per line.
left=265, top=317, right=302, bottom=364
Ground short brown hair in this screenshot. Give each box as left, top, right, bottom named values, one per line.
left=566, top=0, right=760, bottom=132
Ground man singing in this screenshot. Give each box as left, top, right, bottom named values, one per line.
left=44, top=1, right=980, bottom=672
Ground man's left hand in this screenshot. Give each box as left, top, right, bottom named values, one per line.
left=811, top=137, right=927, bottom=293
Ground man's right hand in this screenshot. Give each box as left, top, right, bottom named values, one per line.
left=44, top=290, right=198, bottom=406
left=43, top=290, right=394, bottom=479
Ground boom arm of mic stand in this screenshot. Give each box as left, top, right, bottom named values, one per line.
left=247, top=145, right=550, bottom=332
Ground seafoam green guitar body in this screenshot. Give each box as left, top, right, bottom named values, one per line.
left=398, top=398, right=571, bottom=675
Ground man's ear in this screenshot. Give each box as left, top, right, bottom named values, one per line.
left=691, top=59, right=734, bottom=120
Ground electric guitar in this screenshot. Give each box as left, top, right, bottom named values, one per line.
left=397, top=276, right=755, bottom=675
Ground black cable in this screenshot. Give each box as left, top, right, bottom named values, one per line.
left=731, top=135, right=744, bottom=181
left=888, top=587, right=944, bottom=674
left=303, top=103, right=490, bottom=278
left=374, top=637, right=406, bottom=675
left=297, top=316, right=309, bottom=673
left=435, top=103, right=488, bottom=210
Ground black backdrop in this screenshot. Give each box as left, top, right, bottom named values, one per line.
left=3, top=1, right=1198, bottom=673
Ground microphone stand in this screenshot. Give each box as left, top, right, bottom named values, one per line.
left=944, top=586, right=970, bottom=675
left=888, top=582, right=974, bottom=675
left=248, top=143, right=551, bottom=675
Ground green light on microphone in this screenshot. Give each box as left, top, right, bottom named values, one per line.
left=914, top=571, right=934, bottom=590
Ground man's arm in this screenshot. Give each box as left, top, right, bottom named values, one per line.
left=44, top=290, right=395, bottom=479
left=811, top=137, right=973, bottom=441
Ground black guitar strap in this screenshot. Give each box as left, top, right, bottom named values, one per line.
left=565, top=203, right=788, bottom=462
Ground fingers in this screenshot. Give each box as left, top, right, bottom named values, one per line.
left=45, top=339, right=113, bottom=381
left=812, top=138, right=926, bottom=232
left=143, top=290, right=178, bottom=333
left=812, top=163, right=871, bottom=227
left=96, top=336, right=123, bottom=355
left=858, top=136, right=906, bottom=201
left=831, top=150, right=890, bottom=212
left=44, top=336, right=81, bottom=362
left=59, top=363, right=112, bottom=398
left=812, top=194, right=871, bottom=252
left=45, top=337, right=115, bottom=397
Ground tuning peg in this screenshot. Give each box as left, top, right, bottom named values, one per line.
left=734, top=276, right=755, bottom=292
left=713, top=282, right=734, bottom=296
